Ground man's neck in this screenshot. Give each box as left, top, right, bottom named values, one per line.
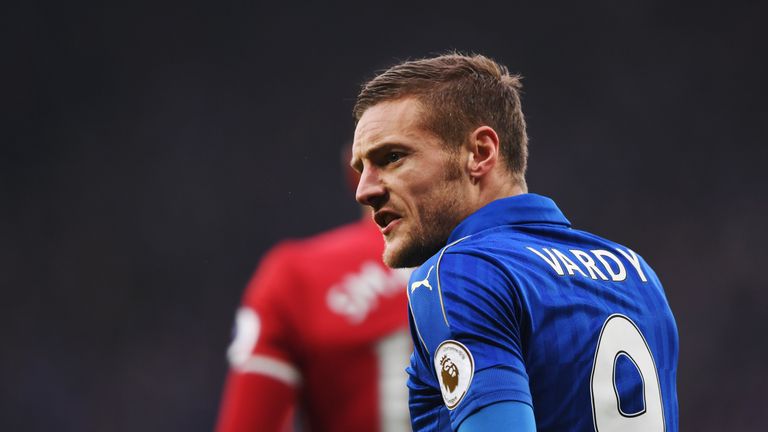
left=475, top=174, right=526, bottom=211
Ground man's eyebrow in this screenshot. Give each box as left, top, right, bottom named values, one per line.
left=367, top=142, right=407, bottom=156
left=350, top=142, right=407, bottom=172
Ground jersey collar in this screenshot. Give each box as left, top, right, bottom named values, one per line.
left=448, top=193, right=571, bottom=242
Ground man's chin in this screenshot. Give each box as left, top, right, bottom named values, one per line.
left=382, top=240, right=410, bottom=268
left=382, top=242, right=405, bottom=268
left=383, top=240, right=434, bottom=269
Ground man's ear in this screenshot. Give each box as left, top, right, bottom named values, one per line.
left=466, top=126, right=500, bottom=180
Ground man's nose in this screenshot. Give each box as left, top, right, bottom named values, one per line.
left=355, top=167, right=387, bottom=209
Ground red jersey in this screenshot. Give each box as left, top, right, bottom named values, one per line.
left=216, top=218, right=412, bottom=432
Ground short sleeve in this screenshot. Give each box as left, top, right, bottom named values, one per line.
left=408, top=248, right=533, bottom=431
left=407, top=315, right=452, bottom=432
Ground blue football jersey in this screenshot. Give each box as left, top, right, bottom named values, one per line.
left=407, top=194, right=678, bottom=431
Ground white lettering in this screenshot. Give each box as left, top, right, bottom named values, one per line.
left=591, top=250, right=627, bottom=282
left=528, top=245, right=650, bottom=283
left=570, top=249, right=608, bottom=281
left=553, top=249, right=588, bottom=277
left=526, top=247, right=565, bottom=276
left=327, top=262, right=411, bottom=323
left=614, top=248, right=648, bottom=282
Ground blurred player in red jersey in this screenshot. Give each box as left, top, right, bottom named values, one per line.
left=216, top=149, right=412, bottom=432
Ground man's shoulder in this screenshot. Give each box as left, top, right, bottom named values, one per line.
left=407, top=230, right=531, bottom=294
left=445, top=223, right=552, bottom=251
left=438, top=228, right=548, bottom=275
left=408, top=235, right=476, bottom=287
left=407, top=235, right=507, bottom=343
left=442, top=224, right=656, bottom=274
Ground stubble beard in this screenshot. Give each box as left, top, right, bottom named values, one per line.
left=383, top=158, right=467, bottom=268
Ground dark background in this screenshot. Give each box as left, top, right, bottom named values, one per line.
left=2, top=1, right=766, bottom=431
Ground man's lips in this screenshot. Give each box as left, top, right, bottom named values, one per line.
left=381, top=218, right=402, bottom=235
left=374, top=210, right=402, bottom=235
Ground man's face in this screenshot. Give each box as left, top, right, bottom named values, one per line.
left=351, top=98, right=472, bottom=268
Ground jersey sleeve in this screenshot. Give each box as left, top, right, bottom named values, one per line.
left=407, top=247, right=533, bottom=431
left=216, top=243, right=303, bottom=432
left=407, top=316, right=452, bottom=432
left=457, top=401, right=536, bottom=432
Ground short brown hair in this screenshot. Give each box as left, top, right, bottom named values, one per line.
left=354, top=52, right=528, bottom=184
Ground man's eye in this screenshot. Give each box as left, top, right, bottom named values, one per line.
left=386, top=152, right=403, bottom=164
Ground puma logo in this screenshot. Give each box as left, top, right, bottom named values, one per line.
left=410, top=266, right=434, bottom=293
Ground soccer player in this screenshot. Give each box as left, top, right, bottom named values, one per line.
left=215, top=159, right=413, bottom=431
left=350, top=53, right=679, bottom=431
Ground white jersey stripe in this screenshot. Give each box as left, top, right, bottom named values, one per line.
left=232, top=354, right=302, bottom=386
left=436, top=235, right=471, bottom=327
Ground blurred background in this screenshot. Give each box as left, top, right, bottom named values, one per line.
left=2, top=1, right=766, bottom=430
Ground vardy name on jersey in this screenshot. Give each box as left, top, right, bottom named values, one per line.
left=526, top=246, right=647, bottom=282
